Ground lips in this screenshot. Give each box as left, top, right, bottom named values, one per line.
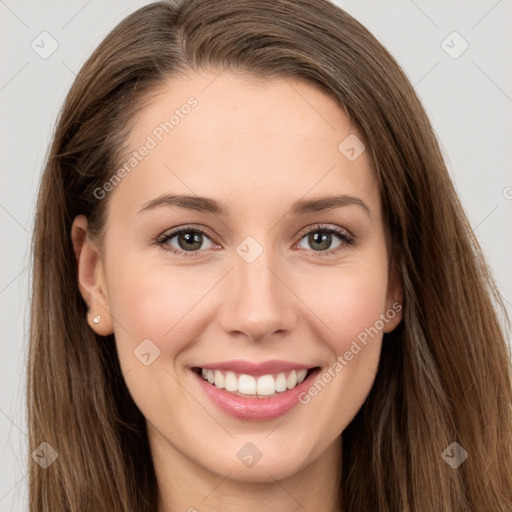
left=190, top=360, right=321, bottom=420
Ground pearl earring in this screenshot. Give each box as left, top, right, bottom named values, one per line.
left=93, top=315, right=101, bottom=324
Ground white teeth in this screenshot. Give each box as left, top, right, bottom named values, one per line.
left=275, top=373, right=287, bottom=392
left=286, top=370, right=297, bottom=389
left=256, top=375, right=275, bottom=396
left=224, top=371, right=238, bottom=392
left=198, top=368, right=311, bottom=396
left=214, top=370, right=224, bottom=389
left=239, top=374, right=257, bottom=394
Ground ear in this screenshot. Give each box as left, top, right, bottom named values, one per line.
left=71, top=215, right=113, bottom=336
left=383, top=257, right=403, bottom=333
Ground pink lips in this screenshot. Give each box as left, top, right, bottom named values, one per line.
left=191, top=359, right=320, bottom=421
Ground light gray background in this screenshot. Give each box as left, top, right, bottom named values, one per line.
left=1, top=1, right=511, bottom=510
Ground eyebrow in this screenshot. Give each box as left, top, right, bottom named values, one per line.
left=138, top=193, right=371, bottom=217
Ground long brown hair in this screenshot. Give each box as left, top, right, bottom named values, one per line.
left=28, top=0, right=512, bottom=510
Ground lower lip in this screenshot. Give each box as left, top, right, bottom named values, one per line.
left=192, top=368, right=320, bottom=421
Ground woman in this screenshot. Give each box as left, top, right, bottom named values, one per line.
left=28, top=0, right=512, bottom=510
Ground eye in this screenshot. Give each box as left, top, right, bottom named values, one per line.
left=156, top=226, right=216, bottom=258
left=296, top=224, right=355, bottom=257
left=156, top=223, right=355, bottom=259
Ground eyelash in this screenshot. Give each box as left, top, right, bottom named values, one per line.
left=155, top=223, right=356, bottom=259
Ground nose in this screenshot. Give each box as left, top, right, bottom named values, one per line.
left=218, top=243, right=298, bottom=343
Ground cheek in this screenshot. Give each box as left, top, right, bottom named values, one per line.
left=103, top=254, right=210, bottom=422
left=293, top=252, right=389, bottom=413
left=104, top=245, right=224, bottom=380
left=106, top=260, right=196, bottom=346
left=332, top=275, right=388, bottom=352
left=300, top=258, right=390, bottom=352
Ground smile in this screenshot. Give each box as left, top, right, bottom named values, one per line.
left=197, top=367, right=310, bottom=397
left=191, top=360, right=321, bottom=420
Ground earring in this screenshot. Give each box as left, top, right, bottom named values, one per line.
left=93, top=315, right=101, bottom=324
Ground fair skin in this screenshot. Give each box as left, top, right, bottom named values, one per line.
left=72, top=70, right=402, bottom=512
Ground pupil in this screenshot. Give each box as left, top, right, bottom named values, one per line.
left=310, top=232, right=331, bottom=251
left=179, top=232, right=202, bottom=251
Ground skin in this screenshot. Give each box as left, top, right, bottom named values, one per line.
left=72, top=69, right=403, bottom=512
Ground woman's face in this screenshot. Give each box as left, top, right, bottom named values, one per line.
left=74, top=70, right=402, bottom=483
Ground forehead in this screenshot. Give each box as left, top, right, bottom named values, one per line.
left=109, top=70, right=379, bottom=220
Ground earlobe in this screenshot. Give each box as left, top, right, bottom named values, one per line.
left=71, top=215, right=114, bottom=336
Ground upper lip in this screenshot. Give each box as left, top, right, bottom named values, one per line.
left=193, top=359, right=316, bottom=376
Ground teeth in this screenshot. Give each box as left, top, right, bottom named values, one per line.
left=286, top=370, right=298, bottom=389
left=256, top=375, right=275, bottom=396
left=275, top=373, right=287, bottom=392
left=199, top=367, right=310, bottom=396
left=214, top=370, right=224, bottom=389
left=225, top=371, right=238, bottom=392
left=239, top=374, right=257, bottom=394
